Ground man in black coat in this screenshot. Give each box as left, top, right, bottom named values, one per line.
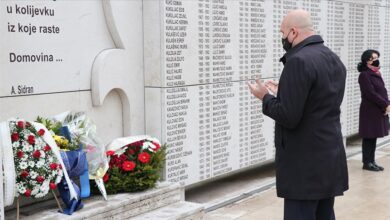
left=248, top=9, right=349, bottom=220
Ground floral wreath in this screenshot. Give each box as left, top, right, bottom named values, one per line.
left=100, top=137, right=165, bottom=194
left=10, top=120, right=63, bottom=198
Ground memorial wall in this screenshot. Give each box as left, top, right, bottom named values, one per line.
left=144, top=0, right=390, bottom=186
left=0, top=1, right=145, bottom=144
left=1, top=0, right=390, bottom=189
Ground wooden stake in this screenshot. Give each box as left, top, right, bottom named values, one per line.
left=52, top=190, right=63, bottom=213
left=16, top=197, right=19, bottom=220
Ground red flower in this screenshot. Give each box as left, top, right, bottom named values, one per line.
left=138, top=152, right=151, bottom=164
left=106, top=150, right=115, bottom=156
left=27, top=135, right=35, bottom=145
left=115, top=161, right=122, bottom=168
left=25, top=122, right=31, bottom=128
left=49, top=183, right=57, bottom=190
left=25, top=189, right=31, bottom=197
left=37, top=129, right=45, bottom=136
left=128, top=149, right=135, bottom=155
left=11, top=133, right=19, bottom=142
left=32, top=150, right=41, bottom=158
left=20, top=170, right=29, bottom=178
left=36, top=176, right=45, bottom=183
left=110, top=155, right=122, bottom=168
left=122, top=161, right=136, bottom=171
left=17, top=121, right=24, bottom=128
left=44, top=145, right=51, bottom=152
left=58, top=164, right=62, bottom=169
left=152, top=142, right=161, bottom=151
left=16, top=151, right=24, bottom=158
left=49, top=163, right=57, bottom=170
left=119, top=154, right=127, bottom=161
left=103, top=173, right=110, bottom=182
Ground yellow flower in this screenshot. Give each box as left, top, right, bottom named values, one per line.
left=53, top=135, right=69, bottom=149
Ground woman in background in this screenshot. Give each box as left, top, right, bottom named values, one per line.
left=358, top=49, right=390, bottom=172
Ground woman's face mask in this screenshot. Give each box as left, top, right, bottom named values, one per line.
left=369, top=54, right=380, bottom=67
left=371, top=59, right=380, bottom=67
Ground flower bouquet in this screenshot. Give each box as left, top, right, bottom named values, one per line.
left=36, top=116, right=89, bottom=215
left=36, top=111, right=108, bottom=214
left=0, top=119, right=76, bottom=219
left=53, top=111, right=108, bottom=199
left=102, top=136, right=166, bottom=194
left=10, top=120, right=63, bottom=199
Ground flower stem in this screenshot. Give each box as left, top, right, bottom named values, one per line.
left=52, top=190, right=63, bottom=213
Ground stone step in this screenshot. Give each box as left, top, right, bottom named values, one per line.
left=5, top=182, right=198, bottom=219
left=132, top=201, right=204, bottom=220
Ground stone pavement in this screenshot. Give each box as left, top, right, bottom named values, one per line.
left=203, top=142, right=390, bottom=220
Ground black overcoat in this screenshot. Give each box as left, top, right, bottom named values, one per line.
left=263, top=35, right=349, bottom=200
left=358, top=69, right=390, bottom=138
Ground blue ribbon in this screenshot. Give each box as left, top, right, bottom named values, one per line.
left=57, top=126, right=90, bottom=215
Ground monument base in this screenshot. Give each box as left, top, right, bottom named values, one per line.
left=5, top=182, right=204, bottom=220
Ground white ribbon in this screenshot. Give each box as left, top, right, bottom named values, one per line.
left=32, top=122, right=78, bottom=201
left=94, top=178, right=107, bottom=200
left=0, top=121, right=15, bottom=207
left=0, top=124, right=5, bottom=219
left=106, top=135, right=150, bottom=152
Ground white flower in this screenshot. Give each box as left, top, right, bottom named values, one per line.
left=35, top=138, right=44, bottom=147
left=35, top=192, right=46, bottom=198
left=28, top=161, right=35, bottom=168
left=17, top=183, right=26, bottom=194
left=40, top=150, right=46, bottom=158
left=30, top=171, right=38, bottom=179
left=12, top=142, right=20, bottom=148
left=22, top=143, right=33, bottom=152
left=36, top=160, right=45, bottom=168
left=39, top=181, right=50, bottom=194
left=19, top=162, right=28, bottom=169
left=48, top=157, right=54, bottom=163
left=31, top=187, right=40, bottom=196
left=9, top=123, right=16, bottom=130
left=21, top=154, right=28, bottom=161
left=21, top=130, right=31, bottom=138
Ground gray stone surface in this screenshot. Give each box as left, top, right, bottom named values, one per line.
left=5, top=182, right=203, bottom=220
left=132, top=201, right=204, bottom=220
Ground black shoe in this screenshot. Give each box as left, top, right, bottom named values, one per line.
left=373, top=162, right=384, bottom=171
left=363, top=162, right=381, bottom=171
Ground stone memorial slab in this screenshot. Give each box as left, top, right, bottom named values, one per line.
left=144, top=0, right=390, bottom=186
left=5, top=182, right=203, bottom=220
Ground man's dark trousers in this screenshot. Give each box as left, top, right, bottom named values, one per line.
left=284, top=197, right=335, bottom=220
